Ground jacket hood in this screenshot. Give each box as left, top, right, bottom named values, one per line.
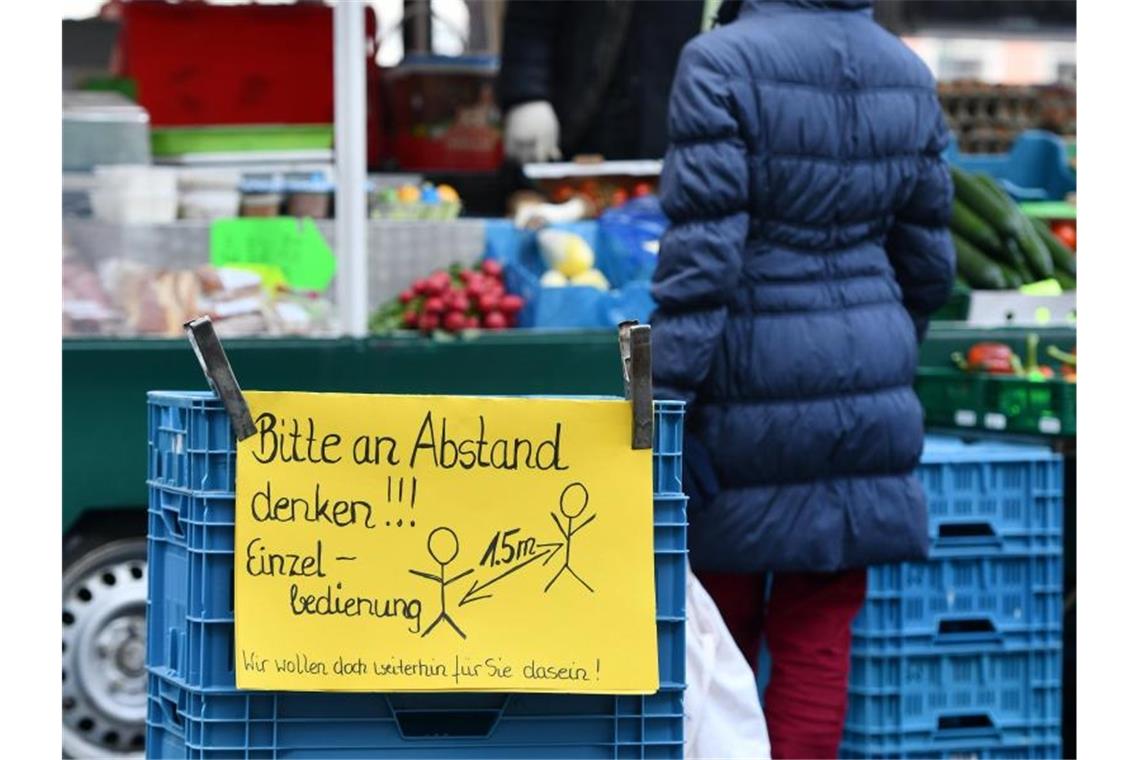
left=718, top=0, right=873, bottom=25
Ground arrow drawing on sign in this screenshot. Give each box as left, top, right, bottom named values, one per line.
left=458, top=544, right=562, bottom=607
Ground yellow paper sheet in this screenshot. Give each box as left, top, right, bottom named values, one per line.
left=234, top=391, right=658, bottom=693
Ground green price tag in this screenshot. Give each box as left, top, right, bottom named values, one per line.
left=210, top=218, right=335, bottom=291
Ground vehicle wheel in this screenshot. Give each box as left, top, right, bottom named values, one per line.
left=63, top=536, right=148, bottom=758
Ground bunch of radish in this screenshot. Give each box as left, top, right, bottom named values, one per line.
left=370, top=260, right=525, bottom=334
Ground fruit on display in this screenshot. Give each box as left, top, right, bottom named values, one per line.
left=951, top=342, right=1022, bottom=375
left=949, top=167, right=1076, bottom=291
left=370, top=181, right=461, bottom=220
left=949, top=335, right=1074, bottom=384
left=369, top=259, right=524, bottom=334
left=1050, top=220, right=1076, bottom=251
left=540, top=270, right=569, bottom=287
left=539, top=175, right=658, bottom=214
left=569, top=269, right=610, bottom=290
left=536, top=228, right=610, bottom=291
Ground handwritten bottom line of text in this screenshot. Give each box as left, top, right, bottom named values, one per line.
left=242, top=651, right=601, bottom=685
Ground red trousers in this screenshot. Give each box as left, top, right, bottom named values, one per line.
left=697, top=569, right=868, bottom=760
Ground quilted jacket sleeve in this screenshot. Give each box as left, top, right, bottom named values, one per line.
left=497, top=1, right=561, bottom=111
left=650, top=41, right=749, bottom=403
left=885, top=101, right=956, bottom=341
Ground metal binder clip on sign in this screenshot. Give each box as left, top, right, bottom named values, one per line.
left=184, top=315, right=257, bottom=441
left=618, top=321, right=653, bottom=450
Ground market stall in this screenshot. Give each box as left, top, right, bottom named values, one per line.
left=60, top=1, right=1076, bottom=758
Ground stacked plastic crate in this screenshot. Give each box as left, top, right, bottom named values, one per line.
left=144, top=391, right=687, bottom=759
left=842, top=437, right=1064, bottom=759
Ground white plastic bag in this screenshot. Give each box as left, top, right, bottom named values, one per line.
left=684, top=564, right=771, bottom=759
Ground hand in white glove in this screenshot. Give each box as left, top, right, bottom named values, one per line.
left=504, top=100, right=562, bottom=163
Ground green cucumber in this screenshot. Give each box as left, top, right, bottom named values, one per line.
left=952, top=231, right=1007, bottom=289
left=995, top=261, right=1024, bottom=288
left=952, top=167, right=1021, bottom=239
left=1055, top=271, right=1076, bottom=291
left=950, top=199, right=1005, bottom=258
left=1015, top=217, right=1056, bottom=280
left=1029, top=216, right=1077, bottom=279
left=968, top=171, right=1055, bottom=279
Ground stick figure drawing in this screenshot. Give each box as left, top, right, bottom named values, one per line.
left=409, top=527, right=473, bottom=639
left=544, top=482, right=596, bottom=593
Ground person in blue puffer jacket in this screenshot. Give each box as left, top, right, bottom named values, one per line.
left=650, top=1, right=954, bottom=756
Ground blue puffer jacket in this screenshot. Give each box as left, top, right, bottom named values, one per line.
left=651, top=0, right=954, bottom=573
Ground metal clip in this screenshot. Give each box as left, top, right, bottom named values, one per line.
left=184, top=316, right=257, bottom=441
left=618, top=320, right=653, bottom=449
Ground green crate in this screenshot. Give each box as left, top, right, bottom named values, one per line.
left=150, top=124, right=333, bottom=156
left=930, top=287, right=971, bottom=322
left=915, top=368, right=1075, bottom=437
left=1020, top=200, right=1076, bottom=220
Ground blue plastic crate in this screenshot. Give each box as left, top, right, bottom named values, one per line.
left=946, top=130, right=1075, bottom=202
left=919, top=437, right=1063, bottom=557
left=652, top=401, right=683, bottom=495
left=147, top=391, right=687, bottom=757
left=147, top=492, right=686, bottom=692
left=844, top=642, right=1061, bottom=755
left=483, top=220, right=656, bottom=329
left=148, top=672, right=684, bottom=759
left=148, top=392, right=235, bottom=493
left=853, top=552, right=1063, bottom=651
left=842, top=722, right=1061, bottom=759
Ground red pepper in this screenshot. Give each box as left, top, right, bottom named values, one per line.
left=959, top=342, right=1018, bottom=374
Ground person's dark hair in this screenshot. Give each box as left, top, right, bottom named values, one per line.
left=715, top=0, right=743, bottom=26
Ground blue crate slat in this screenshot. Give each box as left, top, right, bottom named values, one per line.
left=146, top=392, right=686, bottom=757
left=842, top=722, right=1061, bottom=760
left=919, top=437, right=1063, bottom=557
left=852, top=552, right=1063, bottom=650
left=845, top=643, right=1061, bottom=744
left=148, top=673, right=684, bottom=759
left=652, top=402, right=684, bottom=495
left=149, top=392, right=236, bottom=494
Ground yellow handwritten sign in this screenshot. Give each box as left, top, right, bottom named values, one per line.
left=234, top=391, right=657, bottom=693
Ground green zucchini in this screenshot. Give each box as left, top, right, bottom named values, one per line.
left=995, top=261, right=1024, bottom=288
left=950, top=199, right=1005, bottom=258
left=1055, top=271, right=1076, bottom=291
left=1029, top=216, right=1077, bottom=279
left=952, top=167, right=1021, bottom=239
left=952, top=231, right=1007, bottom=290
left=1015, top=217, right=1056, bottom=280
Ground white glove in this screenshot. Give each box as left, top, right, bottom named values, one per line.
left=504, top=100, right=562, bottom=163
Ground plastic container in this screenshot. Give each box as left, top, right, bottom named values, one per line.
left=483, top=220, right=656, bottom=329
left=238, top=176, right=284, bottom=218
left=148, top=392, right=236, bottom=494
left=146, top=487, right=686, bottom=692
left=147, top=671, right=684, bottom=759
left=843, top=642, right=1062, bottom=758
left=148, top=393, right=687, bottom=511
left=916, top=369, right=1076, bottom=438
left=842, top=724, right=1060, bottom=759
left=916, top=436, right=1064, bottom=554
left=945, top=130, right=1075, bottom=202
left=853, top=552, right=1062, bottom=651
left=285, top=173, right=333, bottom=219
left=146, top=391, right=686, bottom=757
left=151, top=125, right=333, bottom=158
left=91, top=164, right=179, bottom=224
left=179, top=190, right=240, bottom=221
left=383, top=54, right=502, bottom=172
